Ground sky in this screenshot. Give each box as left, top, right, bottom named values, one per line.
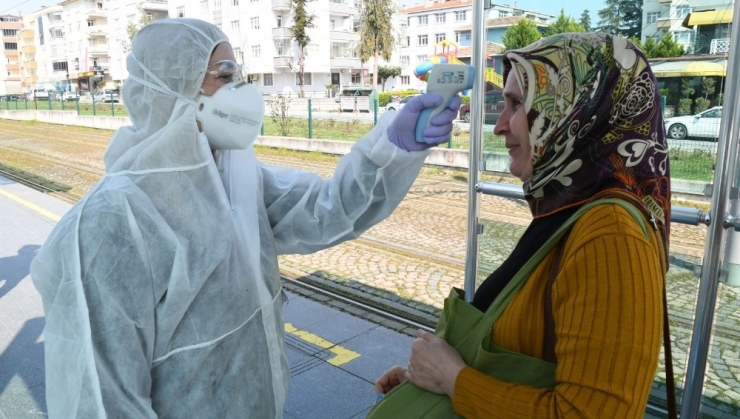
left=6, top=0, right=606, bottom=24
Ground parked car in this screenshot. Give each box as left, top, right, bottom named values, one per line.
left=93, top=89, right=120, bottom=103
left=33, top=88, right=49, bottom=101
left=664, top=106, right=722, bottom=140
left=63, top=92, right=80, bottom=101
left=458, top=89, right=504, bottom=124
left=385, top=94, right=419, bottom=112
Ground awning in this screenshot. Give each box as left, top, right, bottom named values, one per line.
left=682, top=10, right=733, bottom=28
left=651, top=60, right=727, bottom=77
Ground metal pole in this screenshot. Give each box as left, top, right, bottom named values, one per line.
left=308, top=98, right=312, bottom=139
left=462, top=0, right=487, bottom=302
left=681, top=0, right=740, bottom=414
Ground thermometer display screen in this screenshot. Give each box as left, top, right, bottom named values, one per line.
left=435, top=70, right=467, bottom=85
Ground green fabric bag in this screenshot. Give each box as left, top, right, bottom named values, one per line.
left=365, top=198, right=648, bottom=419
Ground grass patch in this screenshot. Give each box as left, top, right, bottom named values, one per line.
left=669, top=148, right=714, bottom=182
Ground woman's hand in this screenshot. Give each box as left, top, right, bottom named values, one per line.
left=375, top=365, right=407, bottom=394
left=405, top=329, right=465, bottom=398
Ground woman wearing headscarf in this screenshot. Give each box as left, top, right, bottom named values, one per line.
left=30, top=19, right=460, bottom=418
left=374, top=33, right=670, bottom=418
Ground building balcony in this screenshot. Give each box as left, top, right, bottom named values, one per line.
left=272, top=27, right=293, bottom=38
left=329, top=0, right=355, bottom=16
left=657, top=19, right=673, bottom=29
left=89, top=46, right=108, bottom=56
left=272, top=0, right=291, bottom=11
left=710, top=38, right=730, bottom=54
left=85, top=8, right=106, bottom=18
left=22, top=60, right=37, bottom=69
left=274, top=56, right=292, bottom=67
left=139, top=0, right=169, bottom=11
left=87, top=26, right=108, bottom=37
left=329, top=30, right=360, bottom=42
left=20, top=45, right=36, bottom=54
left=330, top=56, right=360, bottom=68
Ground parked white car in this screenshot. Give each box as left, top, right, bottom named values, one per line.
left=664, top=106, right=722, bottom=140
left=62, top=91, right=80, bottom=101
left=93, top=89, right=120, bottom=103
left=385, top=94, right=419, bottom=112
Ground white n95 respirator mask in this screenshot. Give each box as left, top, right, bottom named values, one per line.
left=196, top=81, right=265, bottom=150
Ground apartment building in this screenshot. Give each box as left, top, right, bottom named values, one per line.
left=0, top=14, right=23, bottom=96
left=105, top=0, right=168, bottom=83
left=399, top=0, right=551, bottom=91
left=168, top=0, right=369, bottom=96
left=59, top=0, right=111, bottom=93
left=23, top=5, right=70, bottom=94
left=641, top=0, right=732, bottom=54
left=18, top=28, right=37, bottom=91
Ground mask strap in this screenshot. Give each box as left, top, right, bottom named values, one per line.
left=128, top=52, right=197, bottom=107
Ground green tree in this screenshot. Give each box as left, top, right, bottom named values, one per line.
left=700, top=77, right=715, bottom=100
left=289, top=0, right=315, bottom=98
left=122, top=11, right=157, bottom=52
left=502, top=18, right=542, bottom=51
left=596, top=0, right=642, bottom=38
left=546, top=9, right=586, bottom=36
left=632, top=33, right=684, bottom=58
left=579, top=9, right=592, bottom=32
left=377, top=65, right=401, bottom=91
left=358, top=0, right=396, bottom=91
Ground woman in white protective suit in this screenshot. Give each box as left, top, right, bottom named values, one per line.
left=30, top=18, right=460, bottom=419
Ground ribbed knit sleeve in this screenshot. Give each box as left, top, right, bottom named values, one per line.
left=452, top=203, right=665, bottom=418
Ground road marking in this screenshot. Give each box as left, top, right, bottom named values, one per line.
left=0, top=189, right=60, bottom=222
left=284, top=323, right=360, bottom=366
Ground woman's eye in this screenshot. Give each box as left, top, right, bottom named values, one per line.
left=216, top=74, right=233, bottom=82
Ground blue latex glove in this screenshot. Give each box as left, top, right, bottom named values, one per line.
left=387, top=94, right=462, bottom=152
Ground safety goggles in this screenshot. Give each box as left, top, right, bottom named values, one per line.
left=206, top=60, right=245, bottom=83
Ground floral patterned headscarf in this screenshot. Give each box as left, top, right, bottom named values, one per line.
left=504, top=33, right=670, bottom=245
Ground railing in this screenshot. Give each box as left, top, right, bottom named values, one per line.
left=711, top=38, right=730, bottom=54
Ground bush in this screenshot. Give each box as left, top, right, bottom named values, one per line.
left=694, top=98, right=710, bottom=114
left=378, top=89, right=421, bottom=107
left=677, top=98, right=693, bottom=116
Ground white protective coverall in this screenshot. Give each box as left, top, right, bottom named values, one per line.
left=31, top=19, right=431, bottom=419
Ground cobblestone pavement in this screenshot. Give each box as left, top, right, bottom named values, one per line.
left=261, top=155, right=739, bottom=419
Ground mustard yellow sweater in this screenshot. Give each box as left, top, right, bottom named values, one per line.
left=453, top=203, right=665, bottom=418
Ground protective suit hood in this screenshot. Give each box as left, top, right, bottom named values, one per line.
left=105, top=18, right=228, bottom=173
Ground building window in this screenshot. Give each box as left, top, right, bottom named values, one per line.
left=4, top=42, right=18, bottom=50
left=418, top=35, right=428, bottom=46
left=50, top=28, right=64, bottom=39
left=676, top=6, right=690, bottom=18
left=177, top=6, right=185, bottom=17
left=646, top=12, right=659, bottom=24
left=277, top=15, right=282, bottom=27
left=2, top=29, right=18, bottom=36
left=233, top=0, right=239, bottom=6
left=263, top=73, right=273, bottom=86
left=275, top=40, right=290, bottom=55
left=407, top=17, right=410, bottom=26
left=417, top=54, right=427, bottom=64
left=400, top=75, right=409, bottom=84
left=673, top=30, right=694, bottom=44
left=233, top=47, right=244, bottom=62
left=214, top=0, right=221, bottom=8
left=201, top=0, right=208, bottom=13
left=52, top=61, right=68, bottom=71
left=435, top=33, right=445, bottom=43
left=454, top=32, right=460, bottom=43
left=351, top=72, right=361, bottom=84
left=418, top=15, right=428, bottom=25
left=127, top=14, right=135, bottom=24
left=405, top=36, right=410, bottom=47
left=251, top=45, right=260, bottom=57
left=499, top=10, right=508, bottom=17
left=231, top=20, right=240, bottom=31
left=455, top=11, right=466, bottom=21
left=435, top=13, right=445, bottom=23
left=296, top=73, right=312, bottom=85
left=400, top=55, right=409, bottom=66
left=250, top=17, right=259, bottom=29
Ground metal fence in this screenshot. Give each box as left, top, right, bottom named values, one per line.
left=0, top=95, right=720, bottom=182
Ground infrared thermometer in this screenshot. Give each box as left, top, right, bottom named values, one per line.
left=415, top=64, right=475, bottom=143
